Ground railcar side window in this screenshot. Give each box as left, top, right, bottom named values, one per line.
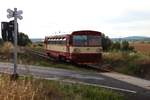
left=47, top=39, right=66, bottom=45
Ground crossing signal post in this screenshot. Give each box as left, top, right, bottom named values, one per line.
left=7, top=8, right=23, bottom=79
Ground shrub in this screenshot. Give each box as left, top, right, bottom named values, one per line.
left=0, top=38, right=4, bottom=45
left=101, top=34, right=112, bottom=51
left=0, top=42, right=13, bottom=60
left=18, top=32, right=32, bottom=46
left=1, top=42, right=13, bottom=54
left=121, top=41, right=129, bottom=51
left=111, top=42, right=121, bottom=50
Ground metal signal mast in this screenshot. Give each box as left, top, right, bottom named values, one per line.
left=7, top=8, right=23, bottom=79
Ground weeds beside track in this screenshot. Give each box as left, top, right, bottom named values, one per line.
left=24, top=47, right=111, bottom=72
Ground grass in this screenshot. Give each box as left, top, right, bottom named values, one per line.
left=0, top=42, right=90, bottom=71
left=103, top=51, right=150, bottom=79
left=17, top=52, right=90, bottom=72
left=0, top=42, right=13, bottom=62
left=0, top=74, right=125, bottom=100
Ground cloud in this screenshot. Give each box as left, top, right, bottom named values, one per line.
left=1, top=0, right=150, bottom=38
left=107, top=11, right=150, bottom=23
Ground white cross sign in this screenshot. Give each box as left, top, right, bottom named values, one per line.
left=7, top=8, right=23, bottom=20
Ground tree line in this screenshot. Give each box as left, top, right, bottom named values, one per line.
left=101, top=34, right=134, bottom=52
left=0, top=31, right=134, bottom=51
left=1, top=32, right=31, bottom=46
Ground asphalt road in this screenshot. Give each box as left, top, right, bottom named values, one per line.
left=0, top=62, right=150, bottom=100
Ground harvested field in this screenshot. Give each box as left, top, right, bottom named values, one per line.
left=130, top=42, right=150, bottom=54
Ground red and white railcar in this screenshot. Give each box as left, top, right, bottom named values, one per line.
left=44, top=30, right=102, bottom=64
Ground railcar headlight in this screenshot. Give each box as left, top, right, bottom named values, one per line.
left=96, top=48, right=102, bottom=53
left=73, top=48, right=80, bottom=53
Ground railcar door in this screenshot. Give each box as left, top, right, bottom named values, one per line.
left=66, top=36, right=70, bottom=59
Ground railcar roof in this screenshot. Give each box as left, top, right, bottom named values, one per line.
left=72, top=30, right=102, bottom=35
left=45, top=34, right=68, bottom=39
left=45, top=30, right=102, bottom=39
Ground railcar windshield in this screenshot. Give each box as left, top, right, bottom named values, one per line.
left=73, top=35, right=101, bottom=46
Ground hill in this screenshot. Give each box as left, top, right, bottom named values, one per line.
left=112, top=36, right=150, bottom=42
left=31, top=38, right=44, bottom=43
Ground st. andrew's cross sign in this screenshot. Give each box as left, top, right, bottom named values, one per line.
left=7, top=8, right=23, bottom=78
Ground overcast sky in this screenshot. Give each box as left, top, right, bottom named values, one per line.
left=0, top=0, right=150, bottom=38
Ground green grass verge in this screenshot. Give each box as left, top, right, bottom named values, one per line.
left=17, top=52, right=91, bottom=72
left=0, top=74, right=125, bottom=100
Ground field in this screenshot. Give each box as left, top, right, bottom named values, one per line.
left=130, top=42, right=150, bottom=54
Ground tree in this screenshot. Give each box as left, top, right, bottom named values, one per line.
left=121, top=40, right=129, bottom=51
left=111, top=41, right=121, bottom=50
left=18, top=32, right=32, bottom=46
left=1, top=31, right=31, bottom=46
left=101, top=34, right=112, bottom=51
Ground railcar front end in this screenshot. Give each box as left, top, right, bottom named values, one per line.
left=69, top=30, right=102, bottom=64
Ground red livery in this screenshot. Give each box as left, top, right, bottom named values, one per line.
left=44, top=30, right=103, bottom=64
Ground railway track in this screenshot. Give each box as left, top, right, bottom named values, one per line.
left=87, top=64, right=112, bottom=72
left=25, top=48, right=111, bottom=72
left=24, top=48, right=52, bottom=59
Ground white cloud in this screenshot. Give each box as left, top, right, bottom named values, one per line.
left=0, top=0, right=150, bottom=38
